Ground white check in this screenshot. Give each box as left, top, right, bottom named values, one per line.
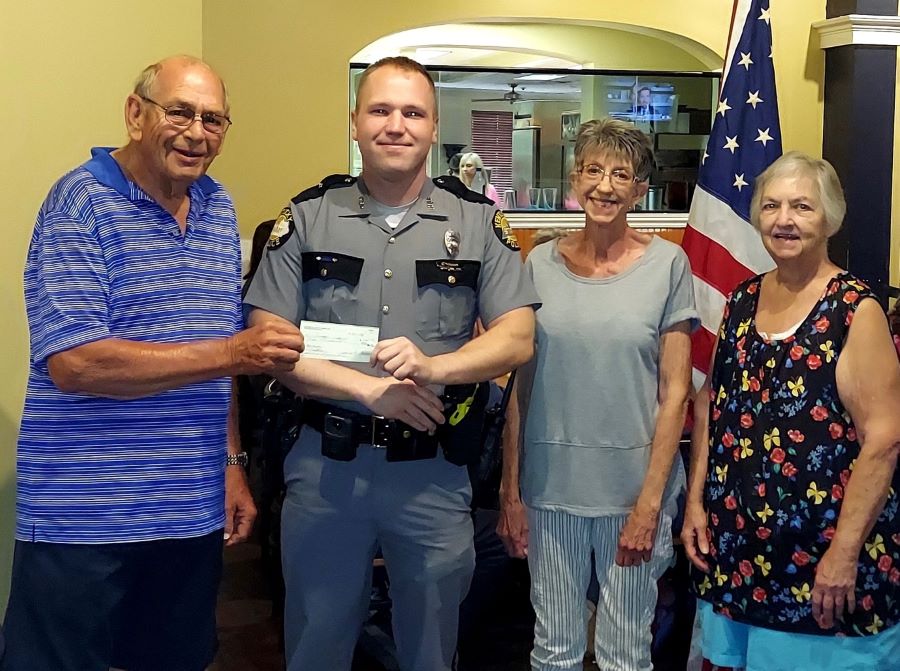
left=299, top=320, right=380, bottom=363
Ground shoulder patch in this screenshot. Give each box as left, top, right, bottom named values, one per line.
left=291, top=174, right=357, bottom=204
left=267, top=207, right=295, bottom=250
left=491, top=210, right=520, bottom=251
left=432, top=175, right=495, bottom=205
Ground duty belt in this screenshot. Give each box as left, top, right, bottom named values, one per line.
left=302, top=400, right=439, bottom=462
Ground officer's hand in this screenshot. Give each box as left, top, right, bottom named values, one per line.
left=361, top=377, right=445, bottom=432
left=229, top=322, right=304, bottom=375
left=370, top=337, right=440, bottom=385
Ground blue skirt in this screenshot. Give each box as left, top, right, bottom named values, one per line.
left=697, top=600, right=900, bottom=671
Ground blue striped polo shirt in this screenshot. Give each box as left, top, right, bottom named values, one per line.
left=17, top=147, right=242, bottom=544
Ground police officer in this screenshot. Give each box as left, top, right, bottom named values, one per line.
left=244, top=56, right=539, bottom=671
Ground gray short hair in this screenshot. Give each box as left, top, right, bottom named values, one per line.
left=573, top=118, right=654, bottom=181
left=749, top=151, right=845, bottom=237
left=133, top=55, right=229, bottom=114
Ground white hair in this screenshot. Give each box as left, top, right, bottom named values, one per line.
left=749, top=151, right=846, bottom=237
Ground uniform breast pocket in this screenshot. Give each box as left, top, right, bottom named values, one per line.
left=301, top=252, right=364, bottom=323
left=415, top=260, right=481, bottom=341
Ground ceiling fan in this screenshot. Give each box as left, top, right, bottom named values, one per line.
left=471, top=82, right=569, bottom=105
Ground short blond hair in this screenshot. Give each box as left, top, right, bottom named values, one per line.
left=573, top=118, right=654, bottom=181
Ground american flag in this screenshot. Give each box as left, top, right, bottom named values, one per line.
left=682, top=0, right=782, bottom=387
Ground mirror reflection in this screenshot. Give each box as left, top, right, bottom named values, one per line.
left=350, top=67, right=720, bottom=214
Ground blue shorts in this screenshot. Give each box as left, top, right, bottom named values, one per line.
left=697, top=600, right=900, bottom=671
left=1, top=531, right=223, bottom=671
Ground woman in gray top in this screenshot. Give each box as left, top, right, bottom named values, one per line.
left=498, top=118, right=697, bottom=671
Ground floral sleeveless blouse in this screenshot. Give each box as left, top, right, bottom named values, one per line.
left=693, top=272, right=900, bottom=636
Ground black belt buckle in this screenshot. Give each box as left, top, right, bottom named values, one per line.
left=370, top=416, right=392, bottom=449
left=386, top=426, right=438, bottom=462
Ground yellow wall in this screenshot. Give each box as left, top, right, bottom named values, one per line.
left=0, top=0, right=203, bottom=610
left=204, top=0, right=826, bottom=234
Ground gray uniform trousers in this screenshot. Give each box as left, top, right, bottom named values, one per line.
left=281, top=425, right=476, bottom=671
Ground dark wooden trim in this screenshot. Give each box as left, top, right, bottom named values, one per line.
left=827, top=0, right=898, bottom=19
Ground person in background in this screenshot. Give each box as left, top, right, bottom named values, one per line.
left=448, top=152, right=463, bottom=179
left=460, top=151, right=502, bottom=207
left=563, top=190, right=584, bottom=211
left=631, top=86, right=658, bottom=132
left=243, top=219, right=276, bottom=288
left=498, top=117, right=697, bottom=671
left=632, top=86, right=656, bottom=118
left=244, top=56, right=539, bottom=671
left=562, top=154, right=584, bottom=211
left=682, top=152, right=900, bottom=670
left=888, top=298, right=900, bottom=357
left=1, top=56, right=304, bottom=671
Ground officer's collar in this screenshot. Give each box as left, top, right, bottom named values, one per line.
left=346, top=177, right=448, bottom=221
left=413, top=180, right=448, bottom=220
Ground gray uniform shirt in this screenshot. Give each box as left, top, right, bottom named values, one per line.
left=244, top=175, right=540, bottom=414
left=521, top=236, right=699, bottom=516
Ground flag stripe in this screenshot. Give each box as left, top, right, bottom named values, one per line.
left=692, top=368, right=708, bottom=394
left=693, top=276, right=728, bottom=336
left=682, top=226, right=755, bottom=298
left=686, top=188, right=775, bottom=276
left=692, top=325, right=718, bottom=378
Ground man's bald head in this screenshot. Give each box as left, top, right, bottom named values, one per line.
left=133, top=56, right=229, bottom=114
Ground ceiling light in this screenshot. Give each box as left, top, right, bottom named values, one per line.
left=515, top=74, right=566, bottom=82
left=414, top=48, right=451, bottom=61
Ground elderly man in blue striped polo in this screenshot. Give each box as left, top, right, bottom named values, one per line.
left=1, top=56, right=304, bottom=671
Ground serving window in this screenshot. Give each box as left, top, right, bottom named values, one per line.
left=350, top=65, right=720, bottom=216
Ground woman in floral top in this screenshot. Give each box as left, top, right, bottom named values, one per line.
left=682, top=152, right=900, bottom=670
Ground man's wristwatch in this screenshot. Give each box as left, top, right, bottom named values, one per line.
left=226, top=451, right=249, bottom=467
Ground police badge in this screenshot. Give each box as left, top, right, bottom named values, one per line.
left=267, top=207, right=294, bottom=250
left=444, top=229, right=460, bottom=257
left=491, top=211, right=520, bottom=251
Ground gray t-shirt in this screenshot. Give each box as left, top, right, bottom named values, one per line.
left=368, top=197, right=413, bottom=230
left=521, top=235, right=699, bottom=516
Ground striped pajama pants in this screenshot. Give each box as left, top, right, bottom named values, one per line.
left=527, top=507, right=674, bottom=671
